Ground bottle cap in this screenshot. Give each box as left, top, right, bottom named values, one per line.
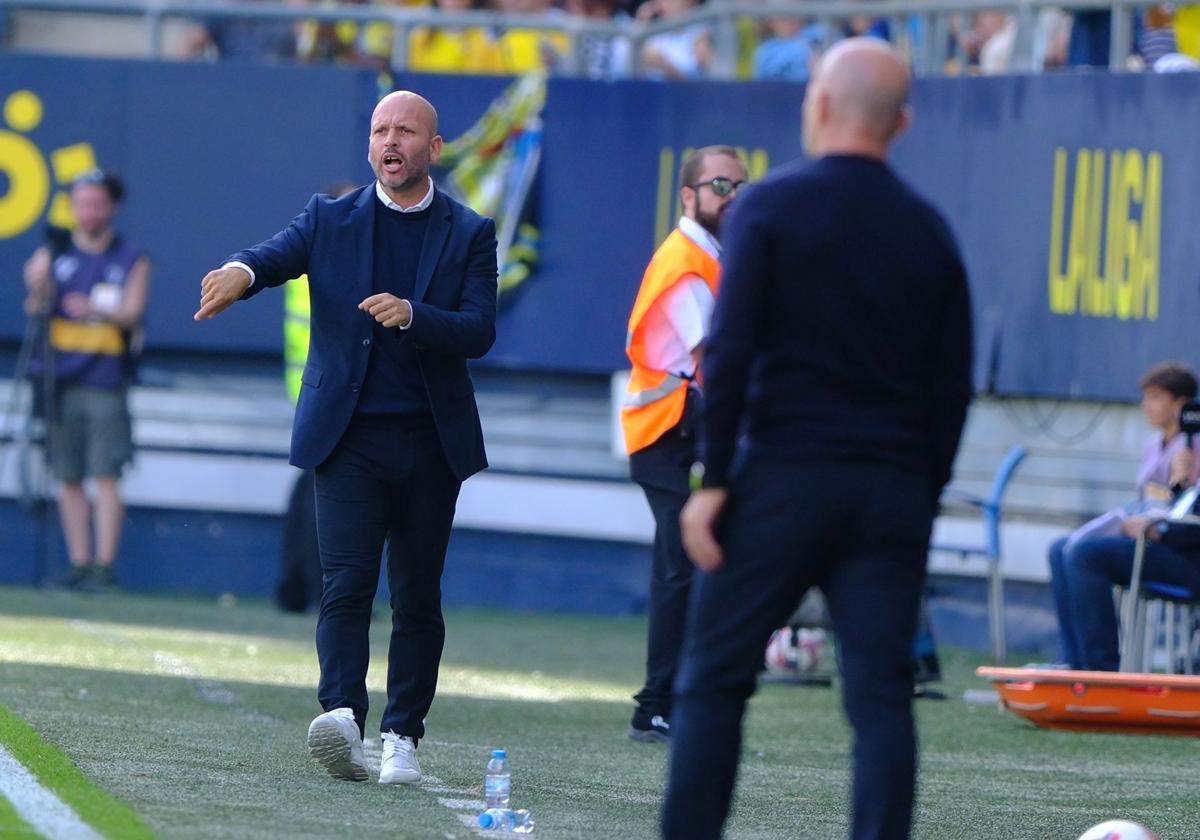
left=478, top=812, right=496, bottom=829
left=491, top=749, right=507, bottom=758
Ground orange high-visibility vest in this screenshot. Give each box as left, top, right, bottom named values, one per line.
left=621, top=228, right=720, bottom=455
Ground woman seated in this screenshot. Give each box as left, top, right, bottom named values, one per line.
left=1050, top=361, right=1200, bottom=671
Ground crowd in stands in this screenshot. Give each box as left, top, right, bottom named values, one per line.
left=172, top=0, right=1200, bottom=78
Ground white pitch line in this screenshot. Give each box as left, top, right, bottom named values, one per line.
left=361, top=744, right=490, bottom=838
left=0, top=744, right=104, bottom=840
left=437, top=797, right=487, bottom=811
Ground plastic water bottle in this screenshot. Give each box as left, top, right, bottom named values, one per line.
left=484, top=749, right=511, bottom=809
left=478, top=808, right=535, bottom=834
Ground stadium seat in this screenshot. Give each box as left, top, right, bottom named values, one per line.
left=930, top=445, right=1029, bottom=665
left=1119, top=515, right=1200, bottom=674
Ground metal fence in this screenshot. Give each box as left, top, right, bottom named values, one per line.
left=0, top=0, right=1163, bottom=77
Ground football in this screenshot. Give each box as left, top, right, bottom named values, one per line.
left=765, top=626, right=826, bottom=674
left=1076, top=820, right=1159, bottom=840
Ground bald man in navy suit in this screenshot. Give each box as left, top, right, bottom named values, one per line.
left=196, top=91, right=497, bottom=787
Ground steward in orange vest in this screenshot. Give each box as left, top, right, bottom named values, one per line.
left=621, top=227, right=720, bottom=453
left=620, top=146, right=748, bottom=743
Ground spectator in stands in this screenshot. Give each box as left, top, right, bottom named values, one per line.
left=1037, top=9, right=1071, bottom=68
left=968, top=8, right=1069, bottom=73
left=409, top=0, right=502, bottom=73
left=1049, top=362, right=1200, bottom=671
left=294, top=0, right=393, bottom=72
left=22, top=170, right=150, bottom=592
left=493, top=0, right=571, bottom=73
left=753, top=15, right=824, bottom=81
left=637, top=0, right=712, bottom=79
left=566, top=0, right=634, bottom=79
left=843, top=0, right=891, bottom=43
left=177, top=0, right=298, bottom=62
left=956, top=10, right=1009, bottom=72
left=1138, top=4, right=1179, bottom=67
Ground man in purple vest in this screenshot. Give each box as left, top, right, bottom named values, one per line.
left=23, top=169, right=151, bottom=591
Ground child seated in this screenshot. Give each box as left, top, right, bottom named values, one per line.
left=1049, top=361, right=1200, bottom=670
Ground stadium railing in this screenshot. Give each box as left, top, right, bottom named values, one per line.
left=0, top=0, right=1166, bottom=76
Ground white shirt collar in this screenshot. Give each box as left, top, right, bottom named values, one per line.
left=375, top=177, right=435, bottom=213
left=677, top=216, right=721, bottom=260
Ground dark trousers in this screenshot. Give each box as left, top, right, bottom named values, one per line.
left=313, top=413, right=461, bottom=741
left=629, top=421, right=696, bottom=719
left=1050, top=534, right=1200, bottom=671
left=662, top=456, right=933, bottom=840
left=277, top=468, right=321, bottom=613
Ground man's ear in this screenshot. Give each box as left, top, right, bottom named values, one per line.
left=891, top=105, right=913, bottom=142
left=680, top=185, right=696, bottom=218
left=429, top=135, right=444, bottom=164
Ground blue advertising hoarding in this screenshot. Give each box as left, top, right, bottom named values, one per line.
left=2, top=56, right=1198, bottom=400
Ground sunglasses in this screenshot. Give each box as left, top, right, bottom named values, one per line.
left=689, top=177, right=746, bottom=197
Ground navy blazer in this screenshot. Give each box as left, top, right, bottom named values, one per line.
left=229, top=185, right=498, bottom=480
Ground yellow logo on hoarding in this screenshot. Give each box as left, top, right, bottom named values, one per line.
left=1048, top=147, right=1161, bottom=321
left=0, top=90, right=99, bottom=239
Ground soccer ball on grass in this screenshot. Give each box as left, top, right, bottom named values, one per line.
left=764, top=626, right=825, bottom=675
left=1076, top=820, right=1159, bottom=840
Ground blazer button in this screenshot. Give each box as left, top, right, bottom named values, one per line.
left=350, top=383, right=360, bottom=393
left=362, top=338, right=371, bottom=347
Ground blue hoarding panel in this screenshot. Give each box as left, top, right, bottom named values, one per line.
left=3, top=57, right=1199, bottom=399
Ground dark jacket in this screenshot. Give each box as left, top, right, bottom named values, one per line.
left=700, top=155, right=973, bottom=501
left=230, top=185, right=498, bottom=480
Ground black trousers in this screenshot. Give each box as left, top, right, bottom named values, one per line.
left=662, top=455, right=933, bottom=840
left=313, top=413, right=461, bottom=741
left=277, top=468, right=321, bottom=613
left=629, top=405, right=697, bottom=720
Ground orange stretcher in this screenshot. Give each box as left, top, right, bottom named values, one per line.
left=976, top=667, right=1200, bottom=736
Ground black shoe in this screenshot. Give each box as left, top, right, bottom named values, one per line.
left=49, top=566, right=92, bottom=590
left=627, top=712, right=670, bottom=743
left=913, top=683, right=947, bottom=700
left=88, top=566, right=117, bottom=591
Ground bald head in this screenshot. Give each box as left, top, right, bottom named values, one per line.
left=368, top=90, right=443, bottom=204
left=372, top=90, right=439, bottom=136
left=802, top=38, right=911, bottom=159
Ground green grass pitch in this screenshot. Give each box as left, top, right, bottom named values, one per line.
left=0, top=585, right=1197, bottom=839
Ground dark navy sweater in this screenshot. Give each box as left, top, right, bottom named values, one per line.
left=699, top=155, right=973, bottom=499
left=356, top=201, right=431, bottom=415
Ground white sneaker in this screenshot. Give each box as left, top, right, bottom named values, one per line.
left=307, top=708, right=369, bottom=782
left=378, top=731, right=421, bottom=785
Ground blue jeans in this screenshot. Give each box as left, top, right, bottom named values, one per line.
left=1047, top=536, right=1079, bottom=665
left=1051, top=535, right=1200, bottom=671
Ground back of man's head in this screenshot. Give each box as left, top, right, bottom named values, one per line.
left=803, top=38, right=911, bottom=158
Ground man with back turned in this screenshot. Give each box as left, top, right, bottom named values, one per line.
left=663, top=39, right=973, bottom=840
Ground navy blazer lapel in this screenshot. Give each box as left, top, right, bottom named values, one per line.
left=415, top=190, right=452, bottom=303
left=352, top=186, right=376, bottom=301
